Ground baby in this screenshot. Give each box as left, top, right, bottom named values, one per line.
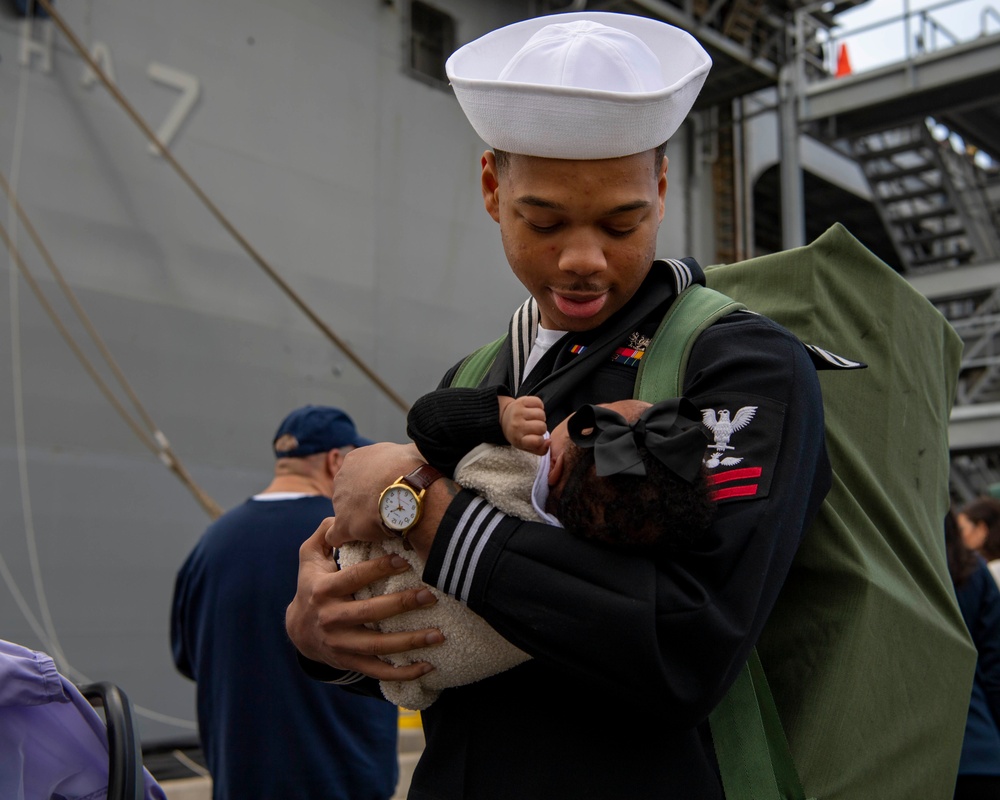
left=410, top=387, right=715, bottom=550
left=336, top=389, right=715, bottom=709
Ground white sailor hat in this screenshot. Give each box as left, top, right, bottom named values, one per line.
left=445, top=12, right=712, bottom=160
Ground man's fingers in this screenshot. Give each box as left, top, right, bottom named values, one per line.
left=289, top=511, right=450, bottom=681
left=331, top=623, right=444, bottom=658
left=326, top=515, right=393, bottom=548
left=300, top=518, right=337, bottom=563
left=333, top=653, right=437, bottom=682
left=330, top=553, right=412, bottom=594
left=347, top=588, right=440, bottom=627
left=314, top=604, right=445, bottom=676
left=323, top=517, right=342, bottom=549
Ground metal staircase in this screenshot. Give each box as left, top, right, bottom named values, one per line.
left=934, top=278, right=1000, bottom=501
left=952, top=452, right=1000, bottom=502
left=942, top=285, right=1000, bottom=406
left=852, top=121, right=1000, bottom=273
left=792, top=5, right=1000, bottom=502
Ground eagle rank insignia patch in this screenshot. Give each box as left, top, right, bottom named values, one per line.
left=697, top=392, right=784, bottom=503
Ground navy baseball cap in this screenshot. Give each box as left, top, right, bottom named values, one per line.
left=272, top=405, right=374, bottom=458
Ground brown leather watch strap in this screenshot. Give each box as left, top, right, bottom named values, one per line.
left=402, top=463, right=444, bottom=492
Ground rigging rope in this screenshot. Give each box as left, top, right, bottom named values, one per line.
left=34, top=0, right=411, bottom=414
left=5, top=8, right=71, bottom=676
left=0, top=200, right=224, bottom=520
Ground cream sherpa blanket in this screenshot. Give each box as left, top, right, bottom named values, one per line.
left=337, top=444, right=542, bottom=710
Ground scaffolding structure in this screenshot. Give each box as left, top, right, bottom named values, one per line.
left=565, top=0, right=1000, bottom=498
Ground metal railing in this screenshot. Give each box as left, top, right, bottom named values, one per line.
left=813, top=0, right=1000, bottom=77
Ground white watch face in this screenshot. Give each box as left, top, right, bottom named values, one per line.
left=380, top=485, right=419, bottom=532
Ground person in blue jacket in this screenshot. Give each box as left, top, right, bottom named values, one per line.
left=171, top=406, right=399, bottom=800
left=946, top=508, right=1000, bottom=799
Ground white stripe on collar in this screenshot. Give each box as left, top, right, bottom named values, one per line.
left=509, top=297, right=540, bottom=393
left=805, top=344, right=866, bottom=369
left=658, top=258, right=694, bottom=293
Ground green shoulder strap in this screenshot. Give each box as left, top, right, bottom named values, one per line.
left=635, top=283, right=812, bottom=800
left=634, top=283, right=744, bottom=401
left=451, top=335, right=505, bottom=389
left=710, top=650, right=815, bottom=800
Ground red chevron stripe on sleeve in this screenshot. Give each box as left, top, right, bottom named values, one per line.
left=706, top=466, right=763, bottom=502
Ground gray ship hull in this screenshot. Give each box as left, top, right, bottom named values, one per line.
left=0, top=0, right=703, bottom=746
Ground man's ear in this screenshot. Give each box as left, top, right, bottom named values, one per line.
left=658, top=155, right=669, bottom=222
left=326, top=448, right=346, bottom=479
left=481, top=150, right=501, bottom=223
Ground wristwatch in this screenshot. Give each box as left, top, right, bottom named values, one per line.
left=378, top=464, right=444, bottom=548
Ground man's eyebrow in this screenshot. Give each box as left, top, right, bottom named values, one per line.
left=605, top=200, right=651, bottom=215
left=516, top=195, right=564, bottom=210
left=515, top=196, right=651, bottom=215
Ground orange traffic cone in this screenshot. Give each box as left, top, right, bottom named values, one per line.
left=835, top=43, right=852, bottom=78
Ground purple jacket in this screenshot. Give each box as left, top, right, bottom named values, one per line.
left=0, top=639, right=166, bottom=800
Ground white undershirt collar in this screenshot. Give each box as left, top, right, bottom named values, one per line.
left=252, top=492, right=319, bottom=501
left=523, top=325, right=566, bottom=380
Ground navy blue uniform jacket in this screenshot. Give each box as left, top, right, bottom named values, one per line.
left=313, top=259, right=831, bottom=799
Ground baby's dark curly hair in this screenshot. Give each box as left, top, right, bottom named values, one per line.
left=548, top=443, right=715, bottom=551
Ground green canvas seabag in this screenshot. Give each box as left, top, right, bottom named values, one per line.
left=637, top=222, right=976, bottom=799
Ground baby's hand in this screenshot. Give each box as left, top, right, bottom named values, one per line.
left=499, top=395, right=548, bottom=456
